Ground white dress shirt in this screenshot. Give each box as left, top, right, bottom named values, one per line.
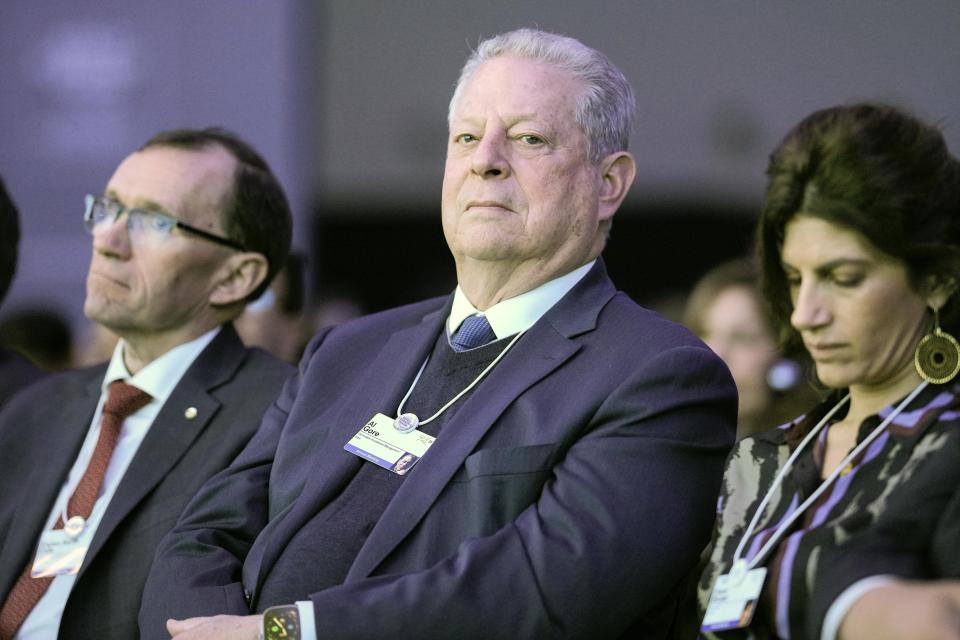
left=446, top=259, right=596, bottom=339
left=295, top=260, right=595, bottom=640
left=17, top=327, right=219, bottom=639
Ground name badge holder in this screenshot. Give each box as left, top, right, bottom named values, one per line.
left=345, top=328, right=527, bottom=474
left=31, top=480, right=96, bottom=578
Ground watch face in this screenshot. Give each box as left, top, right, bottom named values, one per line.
left=264, top=606, right=300, bottom=640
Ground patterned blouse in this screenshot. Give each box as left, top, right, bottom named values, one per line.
left=698, top=381, right=960, bottom=640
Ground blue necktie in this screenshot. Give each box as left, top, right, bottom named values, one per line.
left=451, top=314, right=496, bottom=352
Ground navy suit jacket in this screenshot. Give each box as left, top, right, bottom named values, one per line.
left=0, top=324, right=292, bottom=639
left=0, top=348, right=45, bottom=408
left=141, top=263, right=737, bottom=639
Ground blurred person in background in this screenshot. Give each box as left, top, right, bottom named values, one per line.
left=0, top=127, right=294, bottom=640
left=0, top=307, right=74, bottom=373
left=235, top=253, right=314, bottom=364
left=684, top=257, right=818, bottom=439
left=0, top=176, right=46, bottom=406
left=699, top=103, right=960, bottom=640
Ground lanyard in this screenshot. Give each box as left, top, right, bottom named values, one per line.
left=731, top=380, right=928, bottom=574
left=395, top=329, right=527, bottom=428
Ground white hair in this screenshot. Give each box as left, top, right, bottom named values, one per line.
left=448, top=28, right=636, bottom=164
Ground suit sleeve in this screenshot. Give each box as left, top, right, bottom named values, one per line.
left=137, top=334, right=325, bottom=639
left=303, top=345, right=736, bottom=639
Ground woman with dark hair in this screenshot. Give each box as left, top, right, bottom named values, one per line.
left=698, top=103, right=960, bottom=640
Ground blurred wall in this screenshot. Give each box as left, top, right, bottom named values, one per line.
left=308, top=0, right=960, bottom=311
left=1, top=0, right=958, bottom=333
left=313, top=0, right=960, bottom=211
left=0, top=0, right=307, bottom=332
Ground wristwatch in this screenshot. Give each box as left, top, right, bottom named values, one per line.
left=261, top=604, right=301, bottom=640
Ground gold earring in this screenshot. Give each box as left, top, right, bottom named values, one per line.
left=915, top=308, right=960, bottom=384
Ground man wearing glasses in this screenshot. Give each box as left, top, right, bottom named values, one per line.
left=0, top=128, right=294, bottom=640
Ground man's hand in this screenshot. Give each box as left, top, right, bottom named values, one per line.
left=167, top=614, right=262, bottom=639
left=840, top=580, right=960, bottom=640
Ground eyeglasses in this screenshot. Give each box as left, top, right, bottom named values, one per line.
left=83, top=194, right=245, bottom=251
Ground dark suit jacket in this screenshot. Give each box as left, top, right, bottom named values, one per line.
left=0, top=348, right=45, bottom=408
left=141, top=263, right=737, bottom=639
left=0, top=324, right=292, bottom=639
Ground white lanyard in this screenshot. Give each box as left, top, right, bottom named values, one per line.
left=395, top=329, right=527, bottom=429
left=731, top=380, right=928, bottom=574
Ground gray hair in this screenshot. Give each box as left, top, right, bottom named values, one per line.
left=448, top=28, right=636, bottom=165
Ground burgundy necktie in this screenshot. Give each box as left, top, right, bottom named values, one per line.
left=0, top=381, right=151, bottom=639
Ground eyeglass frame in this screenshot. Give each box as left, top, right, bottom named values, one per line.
left=83, top=194, right=246, bottom=252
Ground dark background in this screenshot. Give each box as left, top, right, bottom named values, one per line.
left=0, top=0, right=956, bottom=334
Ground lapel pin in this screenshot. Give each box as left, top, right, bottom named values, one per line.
left=184, top=407, right=198, bottom=420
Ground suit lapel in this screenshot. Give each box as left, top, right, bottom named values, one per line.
left=0, top=370, right=102, bottom=597
left=303, top=300, right=451, bottom=509
left=247, top=300, right=450, bottom=594
left=347, top=261, right=617, bottom=579
left=80, top=326, right=246, bottom=573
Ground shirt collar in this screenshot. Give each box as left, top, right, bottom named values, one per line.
left=447, top=260, right=595, bottom=339
left=103, top=326, right=221, bottom=405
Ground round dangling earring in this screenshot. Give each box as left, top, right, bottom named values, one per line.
left=915, top=307, right=960, bottom=384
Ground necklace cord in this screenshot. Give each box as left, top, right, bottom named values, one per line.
left=733, top=380, right=929, bottom=571
left=396, top=329, right=527, bottom=427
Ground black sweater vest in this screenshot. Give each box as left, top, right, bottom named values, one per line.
left=255, top=330, right=509, bottom=608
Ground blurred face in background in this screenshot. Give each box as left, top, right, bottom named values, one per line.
left=700, top=285, right=779, bottom=424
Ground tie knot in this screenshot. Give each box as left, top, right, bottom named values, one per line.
left=103, top=380, right=152, bottom=419
left=452, top=314, right=496, bottom=352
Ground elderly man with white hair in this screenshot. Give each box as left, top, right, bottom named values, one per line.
left=141, top=28, right=736, bottom=640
